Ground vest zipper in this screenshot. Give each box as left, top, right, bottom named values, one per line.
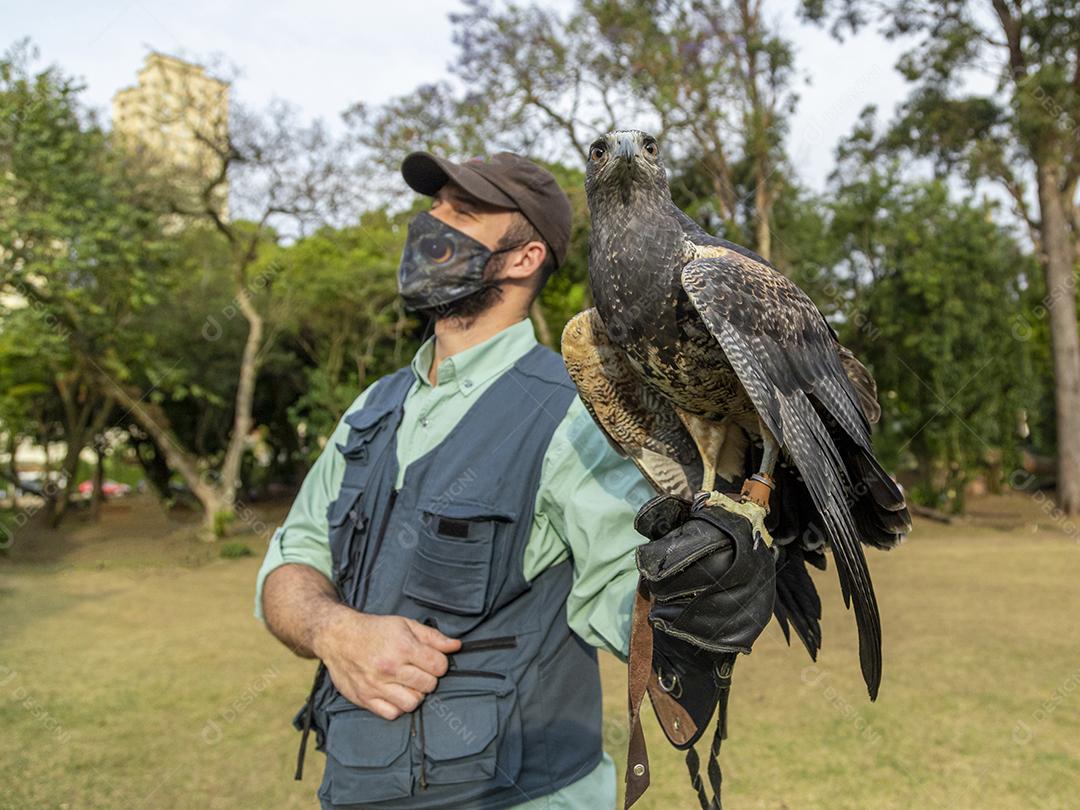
left=456, top=635, right=518, bottom=653
left=443, top=669, right=506, bottom=680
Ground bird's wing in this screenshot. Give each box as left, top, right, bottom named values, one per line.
left=681, top=255, right=886, bottom=698
left=561, top=308, right=703, bottom=498
left=837, top=345, right=882, bottom=424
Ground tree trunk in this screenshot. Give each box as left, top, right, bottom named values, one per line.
left=754, top=170, right=772, bottom=262
left=129, top=428, right=175, bottom=501
left=1036, top=162, right=1080, bottom=514
left=89, top=443, right=105, bottom=521
left=50, top=375, right=93, bottom=527
left=217, top=286, right=265, bottom=522
left=95, top=372, right=229, bottom=534
left=4, top=433, right=16, bottom=506
left=50, top=434, right=85, bottom=528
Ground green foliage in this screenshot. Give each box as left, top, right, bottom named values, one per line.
left=823, top=168, right=1043, bottom=510
left=218, top=541, right=254, bottom=559
left=0, top=42, right=171, bottom=350
left=212, top=509, right=236, bottom=539
left=267, top=209, right=417, bottom=442
left=2, top=18, right=1065, bottom=517
left=0, top=306, right=65, bottom=444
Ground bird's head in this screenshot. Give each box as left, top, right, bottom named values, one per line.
left=584, top=129, right=670, bottom=207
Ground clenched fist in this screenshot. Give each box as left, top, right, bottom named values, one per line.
left=313, top=607, right=462, bottom=720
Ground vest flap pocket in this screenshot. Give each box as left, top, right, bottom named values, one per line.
left=404, top=554, right=490, bottom=614
left=422, top=691, right=498, bottom=761
left=328, top=710, right=411, bottom=767
left=417, top=497, right=517, bottom=523
left=327, top=485, right=364, bottom=528
left=421, top=688, right=523, bottom=788
left=404, top=505, right=504, bottom=616
left=325, top=708, right=413, bottom=804
left=343, top=407, right=387, bottom=432
left=336, top=409, right=387, bottom=462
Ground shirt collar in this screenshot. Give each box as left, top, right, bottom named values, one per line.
left=409, top=318, right=538, bottom=396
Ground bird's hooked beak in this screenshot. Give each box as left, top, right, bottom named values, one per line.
left=613, top=134, right=637, bottom=172
left=608, top=136, right=640, bottom=203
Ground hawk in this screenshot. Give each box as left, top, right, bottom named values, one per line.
left=562, top=129, right=911, bottom=700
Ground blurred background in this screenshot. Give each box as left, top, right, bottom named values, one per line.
left=0, top=1, right=1077, bottom=808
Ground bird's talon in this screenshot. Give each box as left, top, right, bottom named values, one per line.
left=697, top=489, right=775, bottom=547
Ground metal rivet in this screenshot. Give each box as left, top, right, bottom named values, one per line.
left=673, top=719, right=680, bottom=730
left=632, top=763, right=645, bottom=777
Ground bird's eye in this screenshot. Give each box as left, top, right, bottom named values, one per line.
left=644, top=140, right=658, bottom=157
left=420, top=234, right=455, bottom=264
left=590, top=144, right=606, bottom=161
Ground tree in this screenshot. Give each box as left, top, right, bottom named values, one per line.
left=266, top=210, right=415, bottom=443
left=825, top=166, right=1040, bottom=510
left=0, top=41, right=163, bottom=525
left=101, top=54, right=365, bottom=533
left=446, top=0, right=798, bottom=258
left=802, top=0, right=1080, bottom=512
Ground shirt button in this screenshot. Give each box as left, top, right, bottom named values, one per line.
left=420, top=417, right=430, bottom=428
left=462, top=379, right=473, bottom=389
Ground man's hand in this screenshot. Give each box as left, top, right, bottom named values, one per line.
left=261, top=563, right=461, bottom=720
left=314, top=608, right=461, bottom=720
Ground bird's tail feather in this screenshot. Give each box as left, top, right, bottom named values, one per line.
left=837, top=425, right=911, bottom=548
left=775, top=388, right=882, bottom=699
left=807, top=393, right=911, bottom=549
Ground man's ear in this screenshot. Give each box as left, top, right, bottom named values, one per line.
left=501, top=240, right=548, bottom=283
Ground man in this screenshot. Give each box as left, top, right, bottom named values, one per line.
left=255, top=150, right=773, bottom=810
left=256, top=150, right=656, bottom=809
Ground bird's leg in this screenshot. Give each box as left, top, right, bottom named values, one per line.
left=674, top=408, right=726, bottom=504
left=676, top=409, right=775, bottom=546
left=739, top=418, right=778, bottom=510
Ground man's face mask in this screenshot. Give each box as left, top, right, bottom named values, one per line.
left=397, top=211, right=525, bottom=311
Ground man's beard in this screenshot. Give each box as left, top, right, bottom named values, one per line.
left=419, top=255, right=506, bottom=327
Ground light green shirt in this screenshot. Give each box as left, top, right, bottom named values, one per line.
left=254, top=317, right=654, bottom=808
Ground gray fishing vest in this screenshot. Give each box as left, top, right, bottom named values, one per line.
left=298, top=344, right=604, bottom=810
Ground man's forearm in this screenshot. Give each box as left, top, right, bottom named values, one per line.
left=262, top=563, right=346, bottom=658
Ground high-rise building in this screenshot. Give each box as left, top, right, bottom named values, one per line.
left=112, top=52, right=230, bottom=219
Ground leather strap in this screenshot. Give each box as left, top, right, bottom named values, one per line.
left=624, top=578, right=654, bottom=808
left=738, top=475, right=774, bottom=510
left=647, top=673, right=697, bottom=747
left=294, top=662, right=326, bottom=780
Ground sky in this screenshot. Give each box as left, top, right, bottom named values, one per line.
left=4, top=0, right=917, bottom=190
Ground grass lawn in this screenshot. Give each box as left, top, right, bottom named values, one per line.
left=1, top=493, right=1077, bottom=809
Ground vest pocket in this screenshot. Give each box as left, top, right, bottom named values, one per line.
left=403, top=503, right=512, bottom=616
left=420, top=682, right=523, bottom=790
left=327, top=484, right=366, bottom=577
left=322, top=701, right=413, bottom=804
left=320, top=684, right=523, bottom=804
left=336, top=410, right=386, bottom=485
left=327, top=485, right=364, bottom=528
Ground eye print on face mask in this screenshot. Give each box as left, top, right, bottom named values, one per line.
left=418, top=229, right=455, bottom=265
left=397, top=211, right=526, bottom=311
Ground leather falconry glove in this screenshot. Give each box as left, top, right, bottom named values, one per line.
left=634, top=493, right=775, bottom=655
left=628, top=492, right=776, bottom=810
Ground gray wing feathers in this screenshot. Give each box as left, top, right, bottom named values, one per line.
left=682, top=259, right=885, bottom=698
